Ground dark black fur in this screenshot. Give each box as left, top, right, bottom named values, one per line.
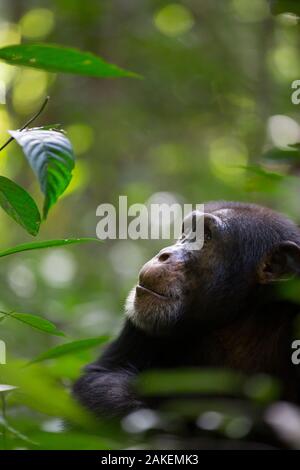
left=73, top=202, right=300, bottom=417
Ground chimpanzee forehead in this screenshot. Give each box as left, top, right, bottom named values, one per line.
left=210, top=208, right=234, bottom=219
left=204, top=201, right=277, bottom=222
left=204, top=201, right=264, bottom=213
left=203, top=201, right=300, bottom=245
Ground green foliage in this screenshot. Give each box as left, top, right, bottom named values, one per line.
left=244, top=374, right=281, bottom=404
left=0, top=416, right=36, bottom=446
left=29, top=336, right=110, bottom=364
left=270, top=0, right=300, bottom=17
left=21, top=431, right=123, bottom=450
left=0, top=360, right=95, bottom=427
left=262, top=146, right=300, bottom=162
left=0, top=311, right=65, bottom=337
left=0, top=0, right=299, bottom=451
left=242, top=164, right=285, bottom=182
left=0, top=97, right=74, bottom=229
left=0, top=237, right=99, bottom=258
left=10, top=128, right=75, bottom=217
left=137, top=368, right=244, bottom=396
left=0, top=176, right=40, bottom=235
left=0, top=43, right=140, bottom=78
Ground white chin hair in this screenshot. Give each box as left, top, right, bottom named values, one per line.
left=125, top=286, right=181, bottom=334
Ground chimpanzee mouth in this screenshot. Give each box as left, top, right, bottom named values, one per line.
left=136, top=284, right=170, bottom=300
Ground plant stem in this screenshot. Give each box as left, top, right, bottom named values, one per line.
left=1, top=395, right=6, bottom=450
left=0, top=95, right=50, bottom=152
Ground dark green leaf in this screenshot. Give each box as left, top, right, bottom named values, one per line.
left=137, top=368, right=244, bottom=396
left=0, top=311, right=65, bottom=337
left=244, top=375, right=280, bottom=403
left=26, top=431, right=123, bottom=450
left=240, top=165, right=285, bottom=181
left=270, top=0, right=300, bottom=17
left=288, top=143, right=300, bottom=150
left=262, top=147, right=300, bottom=162
left=0, top=44, right=140, bottom=78
left=9, top=129, right=75, bottom=217
left=0, top=361, right=94, bottom=427
left=29, top=336, right=110, bottom=364
left=0, top=237, right=100, bottom=259
left=0, top=176, right=40, bottom=235
left=0, top=416, right=37, bottom=445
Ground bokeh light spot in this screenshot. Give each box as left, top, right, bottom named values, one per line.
left=197, top=411, right=223, bottom=431
left=7, top=261, right=36, bottom=298
left=122, top=409, right=160, bottom=433
left=12, top=69, right=51, bottom=115
left=66, top=123, right=94, bottom=155
left=268, top=115, right=300, bottom=148
left=40, top=249, right=77, bottom=288
left=20, top=8, right=55, bottom=39
left=0, top=23, right=21, bottom=47
left=154, top=4, right=194, bottom=37
left=269, top=45, right=300, bottom=81
left=225, top=416, right=252, bottom=439
left=209, top=137, right=248, bottom=184
left=62, top=160, right=90, bottom=197
left=109, top=241, right=144, bottom=278
left=231, top=0, right=269, bottom=22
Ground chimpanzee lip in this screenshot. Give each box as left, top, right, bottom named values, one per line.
left=136, top=284, right=170, bottom=300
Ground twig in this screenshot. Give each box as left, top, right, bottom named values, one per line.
left=0, top=96, right=50, bottom=152
left=1, top=395, right=6, bottom=450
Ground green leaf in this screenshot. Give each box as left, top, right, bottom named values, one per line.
left=137, top=368, right=244, bottom=396
left=29, top=336, right=110, bottom=364
left=26, top=431, right=123, bottom=450
left=0, top=176, right=40, bottom=235
left=0, top=237, right=100, bottom=259
left=0, top=416, right=37, bottom=445
left=0, top=43, right=140, bottom=78
left=9, top=129, right=75, bottom=218
left=244, top=375, right=280, bottom=404
left=240, top=164, right=285, bottom=181
left=289, top=143, right=300, bottom=150
left=0, top=311, right=65, bottom=337
left=0, top=360, right=95, bottom=427
left=262, top=147, right=300, bottom=162
left=270, top=0, right=300, bottom=17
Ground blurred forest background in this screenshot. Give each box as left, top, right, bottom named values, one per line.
left=0, top=0, right=300, bottom=450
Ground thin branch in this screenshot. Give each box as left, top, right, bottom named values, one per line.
left=1, top=395, right=6, bottom=450
left=0, top=96, right=50, bottom=153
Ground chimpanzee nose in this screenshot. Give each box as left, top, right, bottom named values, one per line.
left=158, top=249, right=172, bottom=263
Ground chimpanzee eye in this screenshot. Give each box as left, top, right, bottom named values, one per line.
left=204, top=226, right=212, bottom=242
left=204, top=228, right=212, bottom=242
left=181, top=216, right=213, bottom=244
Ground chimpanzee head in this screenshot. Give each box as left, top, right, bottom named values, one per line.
left=125, top=201, right=300, bottom=335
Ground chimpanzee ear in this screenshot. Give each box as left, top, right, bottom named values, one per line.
left=258, top=241, right=300, bottom=284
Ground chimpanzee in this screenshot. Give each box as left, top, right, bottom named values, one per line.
left=73, top=201, right=300, bottom=417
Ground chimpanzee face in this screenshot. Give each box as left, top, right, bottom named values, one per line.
left=125, top=202, right=300, bottom=335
